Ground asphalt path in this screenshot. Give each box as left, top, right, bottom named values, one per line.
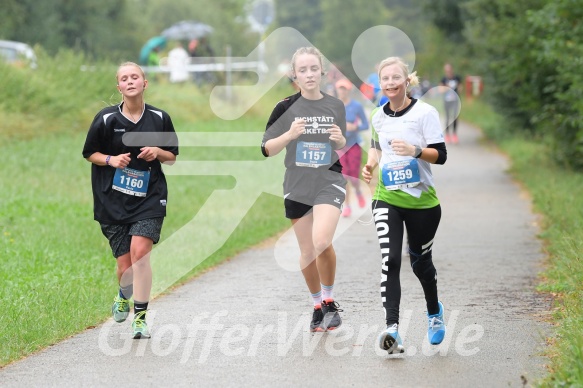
left=0, top=121, right=551, bottom=387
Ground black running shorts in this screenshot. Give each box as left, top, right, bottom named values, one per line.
left=283, top=168, right=346, bottom=219
left=100, top=217, right=164, bottom=258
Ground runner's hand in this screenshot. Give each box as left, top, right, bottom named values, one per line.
left=110, top=153, right=131, bottom=168
left=328, top=124, right=344, bottom=145
left=390, top=139, right=415, bottom=157
left=362, top=164, right=374, bottom=184
left=287, top=118, right=305, bottom=141
left=138, top=147, right=160, bottom=162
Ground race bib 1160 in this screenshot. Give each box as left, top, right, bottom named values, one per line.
left=112, top=167, right=150, bottom=197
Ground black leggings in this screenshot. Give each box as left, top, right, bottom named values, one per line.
left=444, top=100, right=459, bottom=134
left=372, top=200, right=441, bottom=326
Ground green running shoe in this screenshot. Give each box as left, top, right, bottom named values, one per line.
left=132, top=311, right=151, bottom=339
left=111, top=295, right=130, bottom=323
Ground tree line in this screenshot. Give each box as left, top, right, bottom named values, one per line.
left=2, top=0, right=580, bottom=167
left=0, top=0, right=259, bottom=60
left=273, top=0, right=583, bottom=168
left=461, top=0, right=583, bottom=168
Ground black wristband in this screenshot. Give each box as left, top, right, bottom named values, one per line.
left=414, top=146, right=423, bottom=158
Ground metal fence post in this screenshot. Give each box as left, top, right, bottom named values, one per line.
left=226, top=45, right=232, bottom=100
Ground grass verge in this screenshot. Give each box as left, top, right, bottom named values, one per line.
left=0, top=55, right=294, bottom=366
left=460, top=98, right=583, bottom=386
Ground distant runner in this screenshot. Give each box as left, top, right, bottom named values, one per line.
left=335, top=78, right=369, bottom=218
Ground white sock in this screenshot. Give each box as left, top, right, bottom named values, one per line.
left=311, top=290, right=322, bottom=308
left=322, top=284, right=334, bottom=301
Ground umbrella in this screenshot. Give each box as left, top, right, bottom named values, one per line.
left=139, top=36, right=167, bottom=65
left=161, top=20, right=214, bottom=41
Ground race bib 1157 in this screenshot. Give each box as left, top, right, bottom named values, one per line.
left=295, top=141, right=331, bottom=168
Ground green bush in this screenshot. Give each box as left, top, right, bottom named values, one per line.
left=464, top=0, right=583, bottom=168
left=0, top=47, right=112, bottom=140
left=528, top=1, right=583, bottom=168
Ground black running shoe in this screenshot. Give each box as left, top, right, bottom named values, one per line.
left=310, top=307, right=324, bottom=332
left=321, top=299, right=343, bottom=331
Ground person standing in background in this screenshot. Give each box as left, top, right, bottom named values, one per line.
left=168, top=42, right=189, bottom=83
left=188, top=37, right=216, bottom=86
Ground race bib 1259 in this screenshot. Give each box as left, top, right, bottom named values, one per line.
left=381, top=159, right=421, bottom=190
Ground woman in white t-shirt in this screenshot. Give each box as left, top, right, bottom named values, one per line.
left=362, top=57, right=448, bottom=354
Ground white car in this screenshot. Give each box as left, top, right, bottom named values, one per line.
left=0, top=40, right=37, bottom=68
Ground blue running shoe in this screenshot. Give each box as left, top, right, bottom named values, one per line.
left=427, top=301, right=446, bottom=345
left=378, top=323, right=404, bottom=354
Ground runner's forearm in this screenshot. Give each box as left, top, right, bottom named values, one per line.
left=418, top=147, right=438, bottom=164
left=86, top=152, right=108, bottom=166
left=366, top=148, right=382, bottom=170
left=157, top=149, right=177, bottom=165
left=264, top=132, right=292, bottom=157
